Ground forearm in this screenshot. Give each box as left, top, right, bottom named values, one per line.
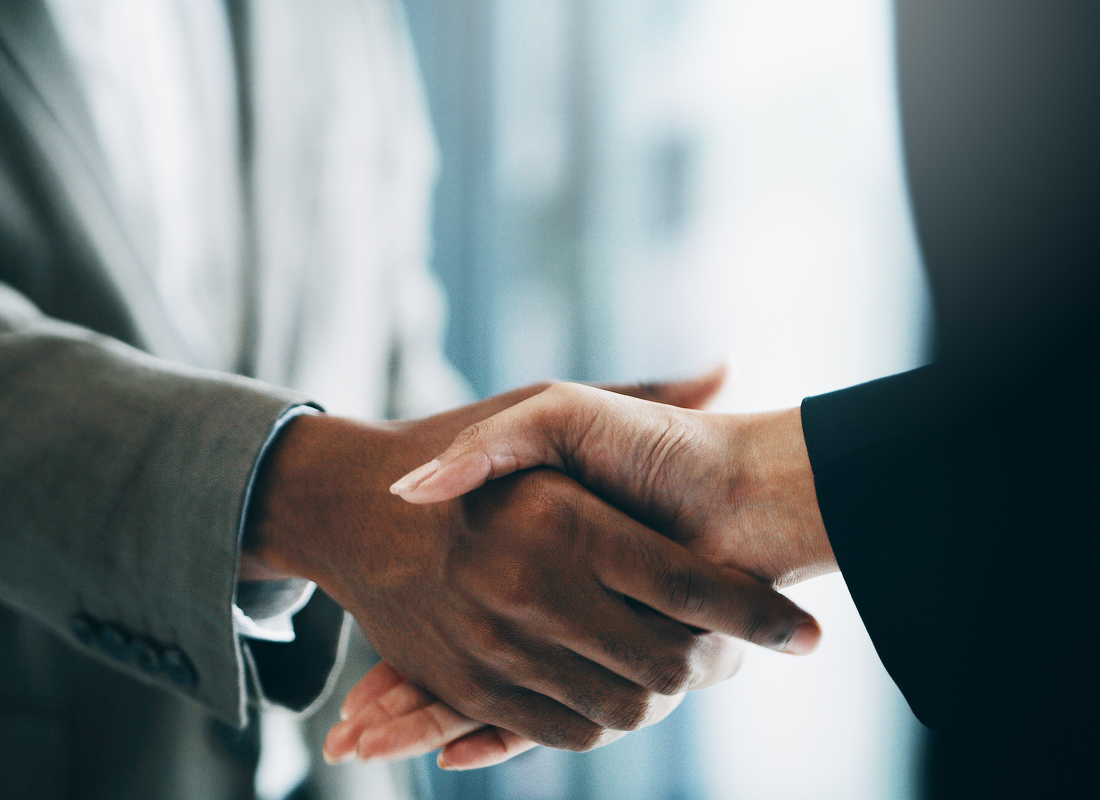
left=242, top=383, right=556, bottom=588
left=728, top=407, right=837, bottom=587
left=0, top=288, right=312, bottom=725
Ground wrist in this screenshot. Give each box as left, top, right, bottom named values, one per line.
left=242, top=413, right=395, bottom=586
left=737, top=407, right=837, bottom=586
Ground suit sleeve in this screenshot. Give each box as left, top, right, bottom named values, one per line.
left=0, top=282, right=341, bottom=727
left=801, top=359, right=1096, bottom=736
left=802, top=0, right=1100, bottom=740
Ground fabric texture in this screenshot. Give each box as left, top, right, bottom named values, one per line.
left=0, top=0, right=467, bottom=797
left=802, top=2, right=1098, bottom=796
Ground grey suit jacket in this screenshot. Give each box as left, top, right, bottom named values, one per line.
left=0, top=1, right=426, bottom=796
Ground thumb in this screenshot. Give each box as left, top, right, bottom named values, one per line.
left=390, top=383, right=602, bottom=504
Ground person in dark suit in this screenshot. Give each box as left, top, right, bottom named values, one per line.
left=334, top=2, right=1098, bottom=795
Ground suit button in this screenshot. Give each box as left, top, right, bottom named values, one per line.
left=99, top=624, right=131, bottom=662
left=71, top=614, right=99, bottom=647
left=162, top=647, right=198, bottom=690
left=130, top=638, right=162, bottom=676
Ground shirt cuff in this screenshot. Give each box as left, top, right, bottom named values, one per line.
left=234, top=404, right=321, bottom=642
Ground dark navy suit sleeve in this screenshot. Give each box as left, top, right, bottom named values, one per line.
left=798, top=3, right=1099, bottom=795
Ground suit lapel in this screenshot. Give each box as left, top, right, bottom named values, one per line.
left=0, top=0, right=194, bottom=363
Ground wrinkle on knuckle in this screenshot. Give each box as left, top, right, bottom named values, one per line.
left=639, top=413, right=693, bottom=500
left=640, top=654, right=694, bottom=696
left=453, top=420, right=490, bottom=451
left=564, top=720, right=609, bottom=752
left=739, top=608, right=773, bottom=646
left=594, top=628, right=649, bottom=671
left=607, top=690, right=656, bottom=732
left=658, top=563, right=709, bottom=619
left=415, top=704, right=450, bottom=746
left=557, top=681, right=640, bottom=732
left=508, top=709, right=603, bottom=752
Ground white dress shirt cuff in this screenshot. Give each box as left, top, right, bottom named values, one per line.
left=234, top=404, right=321, bottom=642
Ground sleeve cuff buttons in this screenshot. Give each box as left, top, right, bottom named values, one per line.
left=70, top=613, right=198, bottom=690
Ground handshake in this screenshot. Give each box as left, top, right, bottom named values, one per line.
left=243, top=371, right=838, bottom=770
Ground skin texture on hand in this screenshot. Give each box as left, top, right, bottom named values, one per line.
left=392, top=383, right=837, bottom=588
left=324, top=380, right=834, bottom=770
left=244, top=379, right=820, bottom=756
left=324, top=661, right=539, bottom=769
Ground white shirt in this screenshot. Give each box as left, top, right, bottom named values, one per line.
left=45, top=0, right=246, bottom=372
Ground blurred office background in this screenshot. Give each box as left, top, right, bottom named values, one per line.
left=401, top=0, right=932, bottom=797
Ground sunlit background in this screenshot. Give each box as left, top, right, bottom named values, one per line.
left=402, top=0, right=932, bottom=797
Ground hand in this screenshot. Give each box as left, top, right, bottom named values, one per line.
left=245, top=379, right=820, bottom=754
left=324, top=661, right=543, bottom=769
left=392, top=382, right=837, bottom=590
left=323, top=378, right=831, bottom=770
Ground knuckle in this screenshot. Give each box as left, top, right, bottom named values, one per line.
left=658, top=564, right=709, bottom=618
left=447, top=674, right=502, bottom=722
left=489, top=559, right=543, bottom=609
left=606, top=690, right=656, bottom=732
left=463, top=620, right=506, bottom=660
left=453, top=420, right=491, bottom=450
left=527, top=487, right=578, bottom=533
left=524, top=715, right=605, bottom=752
left=640, top=654, right=695, bottom=696
left=563, top=720, right=609, bottom=752
left=545, top=381, right=581, bottom=403
left=740, top=608, right=774, bottom=646
left=469, top=621, right=527, bottom=673
left=709, top=632, right=747, bottom=678
left=542, top=383, right=592, bottom=429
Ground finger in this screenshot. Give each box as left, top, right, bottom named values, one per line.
left=391, top=380, right=636, bottom=504
left=597, top=365, right=727, bottom=410
left=512, top=578, right=747, bottom=698
left=354, top=701, right=485, bottom=763
left=390, top=389, right=572, bottom=503
left=489, top=631, right=695, bottom=731
left=466, top=475, right=747, bottom=696
left=445, top=684, right=623, bottom=753
left=389, top=373, right=722, bottom=505
left=324, top=679, right=437, bottom=764
left=438, top=727, right=540, bottom=770
left=595, top=525, right=821, bottom=656
left=339, top=661, right=406, bottom=721
left=332, top=663, right=632, bottom=763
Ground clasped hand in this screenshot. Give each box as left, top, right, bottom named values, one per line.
left=245, top=379, right=827, bottom=769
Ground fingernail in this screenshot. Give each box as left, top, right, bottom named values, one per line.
left=339, top=705, right=350, bottom=721
left=782, top=621, right=821, bottom=655
left=436, top=752, right=453, bottom=770
left=390, top=459, right=440, bottom=496
left=323, top=748, right=352, bottom=766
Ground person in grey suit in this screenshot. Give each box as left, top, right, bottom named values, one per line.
left=0, top=2, right=815, bottom=798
